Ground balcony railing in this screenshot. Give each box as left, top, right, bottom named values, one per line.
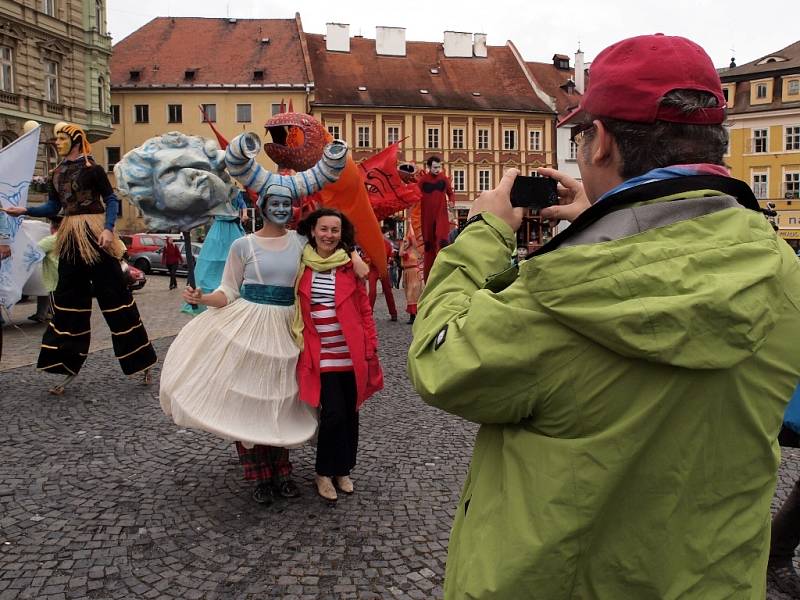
left=0, top=91, right=18, bottom=105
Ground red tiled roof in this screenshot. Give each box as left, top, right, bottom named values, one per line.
left=111, top=17, right=311, bottom=87
left=525, top=61, right=583, bottom=116
left=305, top=34, right=552, bottom=113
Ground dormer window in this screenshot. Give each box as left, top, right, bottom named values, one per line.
left=253, top=70, right=264, bottom=80
left=129, top=70, right=140, bottom=81
left=757, top=55, right=788, bottom=65
left=184, top=69, right=196, bottom=81
left=430, top=68, right=439, bottom=75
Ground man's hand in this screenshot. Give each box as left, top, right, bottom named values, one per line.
left=467, top=168, right=525, bottom=232
left=97, top=228, right=114, bottom=250
left=3, top=206, right=26, bottom=217
left=0, top=244, right=10, bottom=260
left=537, top=167, right=591, bottom=224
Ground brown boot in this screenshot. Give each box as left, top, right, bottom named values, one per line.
left=314, top=474, right=337, bottom=501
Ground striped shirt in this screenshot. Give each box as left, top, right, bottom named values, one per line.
left=310, top=269, right=353, bottom=372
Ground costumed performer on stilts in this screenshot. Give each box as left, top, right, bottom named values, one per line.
left=5, top=122, right=156, bottom=394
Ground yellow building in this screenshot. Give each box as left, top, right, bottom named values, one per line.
left=305, top=25, right=556, bottom=233
left=721, top=41, right=800, bottom=246
left=93, top=15, right=314, bottom=233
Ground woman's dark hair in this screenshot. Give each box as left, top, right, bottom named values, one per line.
left=297, top=208, right=356, bottom=253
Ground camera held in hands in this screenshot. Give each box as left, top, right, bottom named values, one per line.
left=510, top=176, right=559, bottom=211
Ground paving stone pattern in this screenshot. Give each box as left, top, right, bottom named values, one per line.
left=0, top=289, right=798, bottom=599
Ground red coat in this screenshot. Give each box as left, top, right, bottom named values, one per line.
left=163, top=242, right=182, bottom=266
left=296, top=262, right=384, bottom=410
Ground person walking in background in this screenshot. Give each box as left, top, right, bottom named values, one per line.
left=163, top=237, right=182, bottom=290
left=400, top=219, right=424, bottom=324
left=296, top=208, right=384, bottom=501
left=366, top=237, right=398, bottom=321
left=29, top=216, right=63, bottom=323
left=408, top=34, right=800, bottom=598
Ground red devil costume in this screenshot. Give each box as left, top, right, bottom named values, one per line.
left=417, top=169, right=454, bottom=280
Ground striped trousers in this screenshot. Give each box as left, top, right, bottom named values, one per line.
left=37, top=245, right=156, bottom=376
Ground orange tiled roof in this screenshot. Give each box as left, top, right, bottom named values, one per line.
left=305, top=34, right=552, bottom=113
left=525, top=61, right=583, bottom=116
left=111, top=17, right=311, bottom=88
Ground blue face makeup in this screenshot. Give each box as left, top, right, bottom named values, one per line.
left=264, top=196, right=292, bottom=225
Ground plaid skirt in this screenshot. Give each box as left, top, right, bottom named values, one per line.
left=235, top=443, right=292, bottom=482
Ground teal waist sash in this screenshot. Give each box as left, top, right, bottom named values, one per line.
left=240, top=284, right=295, bottom=306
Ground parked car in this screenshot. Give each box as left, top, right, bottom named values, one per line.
left=122, top=262, right=147, bottom=291
left=126, top=240, right=202, bottom=276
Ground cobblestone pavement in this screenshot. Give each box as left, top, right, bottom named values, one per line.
left=0, top=288, right=798, bottom=599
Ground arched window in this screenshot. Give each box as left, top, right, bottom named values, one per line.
left=0, top=131, right=17, bottom=148
left=95, top=0, right=104, bottom=34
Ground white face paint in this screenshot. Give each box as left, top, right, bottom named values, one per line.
left=264, top=196, right=292, bottom=225
left=429, top=161, right=442, bottom=175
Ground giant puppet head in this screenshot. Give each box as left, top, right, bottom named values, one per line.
left=114, top=131, right=238, bottom=231
left=53, top=121, right=92, bottom=161
left=262, top=112, right=331, bottom=172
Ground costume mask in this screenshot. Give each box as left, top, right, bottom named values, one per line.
left=263, top=195, right=292, bottom=225
left=429, top=161, right=442, bottom=176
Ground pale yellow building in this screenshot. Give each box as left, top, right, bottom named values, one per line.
left=721, top=41, right=800, bottom=246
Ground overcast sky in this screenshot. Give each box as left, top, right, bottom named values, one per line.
left=107, top=0, right=797, bottom=68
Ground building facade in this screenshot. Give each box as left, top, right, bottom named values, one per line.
left=0, top=0, right=112, bottom=178
left=306, top=25, right=556, bottom=244
left=721, top=41, right=800, bottom=246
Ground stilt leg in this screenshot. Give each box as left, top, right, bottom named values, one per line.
left=49, top=374, right=76, bottom=396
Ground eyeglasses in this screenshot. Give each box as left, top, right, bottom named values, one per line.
left=570, top=122, right=595, bottom=144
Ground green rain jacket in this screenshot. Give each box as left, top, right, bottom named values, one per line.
left=407, top=176, right=800, bottom=599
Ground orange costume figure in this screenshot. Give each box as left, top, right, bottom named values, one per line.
left=401, top=210, right=424, bottom=324
left=417, top=156, right=454, bottom=280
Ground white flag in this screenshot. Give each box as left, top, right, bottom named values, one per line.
left=0, top=126, right=45, bottom=309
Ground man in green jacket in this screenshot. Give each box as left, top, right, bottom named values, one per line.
left=408, top=34, right=800, bottom=599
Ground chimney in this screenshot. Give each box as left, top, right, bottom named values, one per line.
left=326, top=23, right=350, bottom=52
left=575, top=48, right=585, bottom=94
left=473, top=33, right=487, bottom=58
left=443, top=31, right=473, bottom=58
left=376, top=26, right=406, bottom=56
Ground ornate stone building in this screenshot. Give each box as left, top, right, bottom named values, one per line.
left=0, top=0, right=113, bottom=176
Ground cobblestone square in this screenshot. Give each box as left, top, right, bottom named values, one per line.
left=0, top=282, right=798, bottom=598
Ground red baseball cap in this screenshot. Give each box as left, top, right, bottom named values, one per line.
left=559, top=34, right=726, bottom=127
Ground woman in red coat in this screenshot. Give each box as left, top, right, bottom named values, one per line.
left=296, top=208, right=384, bottom=501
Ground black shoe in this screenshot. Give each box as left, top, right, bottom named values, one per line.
left=251, top=482, right=274, bottom=505
left=768, top=562, right=800, bottom=596
left=27, top=314, right=46, bottom=323
left=275, top=478, right=300, bottom=498
left=407, top=314, right=415, bottom=324
left=390, top=315, right=398, bottom=322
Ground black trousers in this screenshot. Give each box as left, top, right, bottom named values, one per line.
left=315, top=371, right=359, bottom=477
left=168, top=264, right=178, bottom=289
left=37, top=246, right=157, bottom=376
left=771, top=476, right=800, bottom=566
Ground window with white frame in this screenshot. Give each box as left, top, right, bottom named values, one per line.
left=386, top=125, right=400, bottom=145
left=271, top=103, right=282, bottom=116
left=106, top=147, right=120, bottom=173
left=134, top=104, right=149, bottom=123
left=167, top=104, right=182, bottom=123
left=503, top=129, right=517, bottom=150
left=452, top=168, right=465, bottom=192
left=528, top=130, right=542, bottom=151
left=568, top=140, right=578, bottom=160
left=752, top=172, right=768, bottom=199
left=326, top=124, right=341, bottom=139
left=752, top=128, right=768, bottom=153
left=44, top=60, right=58, bottom=102
left=786, top=172, right=800, bottom=199
left=357, top=125, right=371, bottom=148
left=236, top=104, right=252, bottom=123
left=427, top=127, right=440, bottom=149
left=786, top=126, right=800, bottom=151
left=201, top=104, right=216, bottom=122
left=478, top=169, right=491, bottom=191
left=0, top=47, right=13, bottom=93
left=41, top=0, right=55, bottom=16
left=451, top=127, right=464, bottom=149
left=789, top=80, right=800, bottom=96
left=756, top=83, right=768, bottom=99
left=477, top=128, right=490, bottom=150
